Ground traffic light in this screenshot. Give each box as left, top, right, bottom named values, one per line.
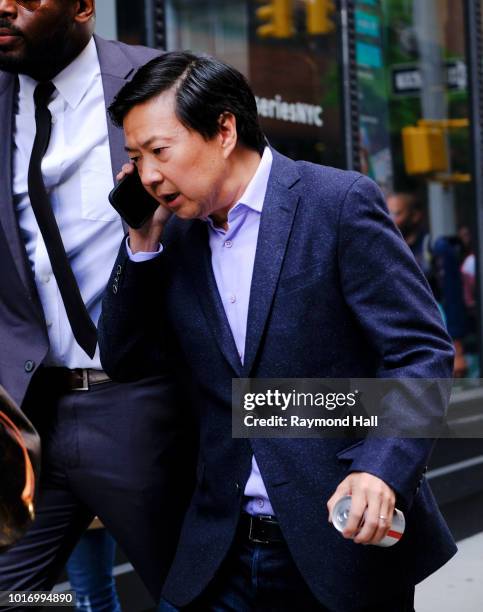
left=256, top=0, right=293, bottom=39
left=402, top=125, right=448, bottom=175
left=306, top=0, right=336, bottom=35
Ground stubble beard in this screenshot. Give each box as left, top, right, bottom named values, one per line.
left=0, top=22, right=73, bottom=80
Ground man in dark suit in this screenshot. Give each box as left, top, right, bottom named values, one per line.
left=100, top=52, right=457, bottom=611
left=0, top=1, right=193, bottom=605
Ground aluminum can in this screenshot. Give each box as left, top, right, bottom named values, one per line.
left=332, top=495, right=405, bottom=547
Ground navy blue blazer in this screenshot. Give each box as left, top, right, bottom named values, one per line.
left=99, top=149, right=457, bottom=610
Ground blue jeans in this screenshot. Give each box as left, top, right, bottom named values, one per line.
left=159, top=531, right=415, bottom=612
left=66, top=528, right=121, bottom=612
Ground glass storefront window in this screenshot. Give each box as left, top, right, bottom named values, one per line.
left=165, top=0, right=344, bottom=168
left=116, top=0, right=148, bottom=45
left=355, top=0, right=478, bottom=379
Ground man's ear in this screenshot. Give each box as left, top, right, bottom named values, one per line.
left=218, top=112, right=237, bottom=158
left=75, top=0, right=95, bottom=24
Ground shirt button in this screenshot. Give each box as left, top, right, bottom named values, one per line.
left=257, top=498, right=265, bottom=508
left=24, top=360, right=35, bottom=373
left=224, top=240, right=233, bottom=248
left=229, top=295, right=236, bottom=304
left=46, top=321, right=52, bottom=328
left=42, top=274, right=51, bottom=284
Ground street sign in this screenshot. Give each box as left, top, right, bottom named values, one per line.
left=392, top=61, right=467, bottom=95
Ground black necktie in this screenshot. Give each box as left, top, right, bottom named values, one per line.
left=27, top=82, right=97, bottom=358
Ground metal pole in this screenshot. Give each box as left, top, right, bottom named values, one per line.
left=413, top=0, right=456, bottom=239
left=145, top=0, right=166, bottom=50
left=338, top=0, right=360, bottom=171
left=464, top=0, right=483, bottom=375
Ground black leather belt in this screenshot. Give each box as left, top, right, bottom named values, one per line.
left=38, top=368, right=111, bottom=392
left=239, top=513, right=285, bottom=545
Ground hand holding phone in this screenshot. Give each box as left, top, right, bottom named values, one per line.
left=108, top=167, right=160, bottom=229
left=109, top=164, right=173, bottom=253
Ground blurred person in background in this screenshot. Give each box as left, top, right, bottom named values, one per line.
left=66, top=520, right=121, bottom=612
left=388, top=191, right=468, bottom=377
left=0, top=0, right=194, bottom=608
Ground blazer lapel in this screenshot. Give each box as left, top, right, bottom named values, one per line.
left=183, top=220, right=243, bottom=376
left=243, top=151, right=301, bottom=375
left=95, top=35, right=136, bottom=184
left=0, top=72, right=37, bottom=294
left=95, top=35, right=143, bottom=234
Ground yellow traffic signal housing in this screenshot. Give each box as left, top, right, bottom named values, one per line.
left=402, top=125, right=448, bottom=175
left=256, top=0, right=293, bottom=38
left=306, top=0, right=336, bottom=35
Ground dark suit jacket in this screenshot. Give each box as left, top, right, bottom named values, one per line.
left=0, top=37, right=198, bottom=601
left=0, top=35, right=159, bottom=406
left=99, top=149, right=457, bottom=611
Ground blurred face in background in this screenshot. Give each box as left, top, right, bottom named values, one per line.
left=387, top=193, right=423, bottom=241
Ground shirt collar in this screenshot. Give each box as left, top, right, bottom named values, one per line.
left=53, top=37, right=99, bottom=109
left=204, top=146, right=273, bottom=230
left=234, top=146, right=273, bottom=215
left=18, top=37, right=99, bottom=111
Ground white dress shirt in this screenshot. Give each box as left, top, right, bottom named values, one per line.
left=128, top=147, right=276, bottom=515
left=13, top=37, right=124, bottom=368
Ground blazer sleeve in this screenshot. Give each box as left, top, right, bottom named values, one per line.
left=98, top=240, right=170, bottom=382
left=336, top=174, right=455, bottom=509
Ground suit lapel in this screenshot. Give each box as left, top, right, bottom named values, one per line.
left=95, top=35, right=136, bottom=184
left=95, top=35, right=141, bottom=234
left=183, top=221, right=243, bottom=376
left=243, top=151, right=301, bottom=375
left=0, top=72, right=37, bottom=294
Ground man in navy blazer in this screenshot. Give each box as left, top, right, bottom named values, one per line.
left=0, top=1, right=194, bottom=604
left=100, top=51, right=457, bottom=611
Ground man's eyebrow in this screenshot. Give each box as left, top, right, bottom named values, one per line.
left=124, top=135, right=172, bottom=152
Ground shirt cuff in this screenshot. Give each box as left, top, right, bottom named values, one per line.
left=125, top=236, right=163, bottom=262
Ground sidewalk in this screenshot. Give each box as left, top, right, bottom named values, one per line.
left=415, top=531, right=483, bottom=611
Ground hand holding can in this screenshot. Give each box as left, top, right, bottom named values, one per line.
left=332, top=495, right=405, bottom=547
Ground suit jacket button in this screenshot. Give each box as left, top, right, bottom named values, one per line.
left=24, top=360, right=35, bottom=373
left=235, top=482, right=241, bottom=493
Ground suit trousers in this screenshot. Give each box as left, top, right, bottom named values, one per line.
left=0, top=369, right=194, bottom=610
left=159, top=518, right=415, bottom=612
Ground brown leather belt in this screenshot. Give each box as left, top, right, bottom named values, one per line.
left=39, top=368, right=111, bottom=392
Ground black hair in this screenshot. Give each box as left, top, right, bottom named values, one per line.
left=109, top=51, right=266, bottom=155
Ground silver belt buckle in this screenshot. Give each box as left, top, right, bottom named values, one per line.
left=73, top=369, right=90, bottom=392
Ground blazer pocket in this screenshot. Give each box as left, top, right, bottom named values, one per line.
left=278, top=263, right=324, bottom=295
left=336, top=440, right=365, bottom=462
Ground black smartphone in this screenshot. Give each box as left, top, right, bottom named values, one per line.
left=108, top=170, right=159, bottom=229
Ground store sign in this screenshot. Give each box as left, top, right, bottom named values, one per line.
left=356, top=42, right=382, bottom=68
left=392, top=61, right=467, bottom=95
left=255, top=94, right=323, bottom=127
left=355, top=10, right=380, bottom=38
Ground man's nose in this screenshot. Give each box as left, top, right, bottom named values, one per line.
left=139, top=163, right=164, bottom=189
